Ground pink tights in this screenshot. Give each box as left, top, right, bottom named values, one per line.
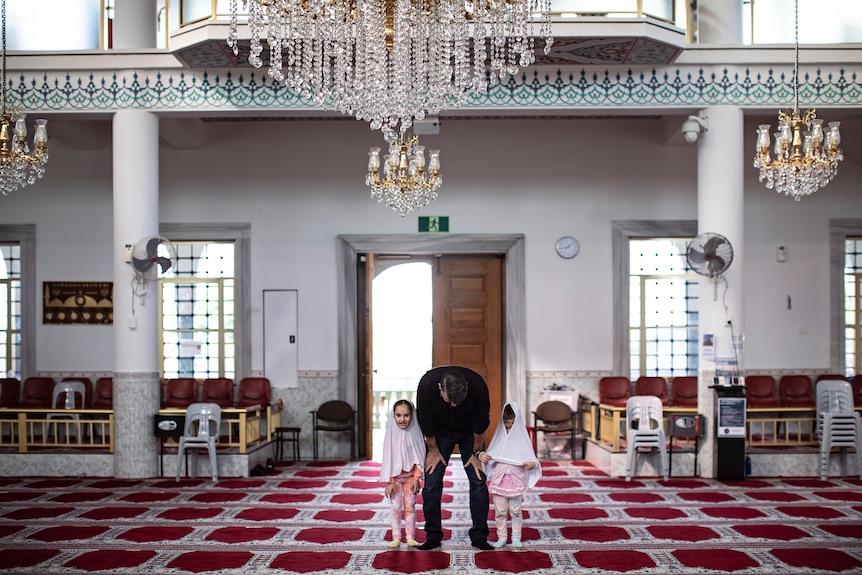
left=389, top=475, right=417, bottom=540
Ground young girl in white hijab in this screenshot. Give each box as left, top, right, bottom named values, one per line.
left=380, top=399, right=425, bottom=548
left=478, top=402, right=542, bottom=548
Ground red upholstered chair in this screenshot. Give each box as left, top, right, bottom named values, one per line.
left=744, top=375, right=779, bottom=408
left=0, top=377, right=20, bottom=407
left=236, top=377, right=271, bottom=409
left=634, top=376, right=669, bottom=405
left=671, top=376, right=698, bottom=407
left=599, top=377, right=632, bottom=407
left=20, top=377, right=55, bottom=408
left=0, top=378, right=20, bottom=440
left=163, top=378, right=199, bottom=408
left=89, top=377, right=113, bottom=441
left=202, top=378, right=235, bottom=408
left=91, top=377, right=113, bottom=409
left=779, top=374, right=815, bottom=407
left=852, top=375, right=862, bottom=407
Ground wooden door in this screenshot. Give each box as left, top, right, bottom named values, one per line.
left=357, top=254, right=374, bottom=459
left=432, top=255, right=504, bottom=440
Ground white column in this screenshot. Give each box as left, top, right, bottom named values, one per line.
left=695, top=106, right=745, bottom=479
left=113, top=0, right=158, bottom=49
left=113, top=109, right=161, bottom=478
left=696, top=0, right=743, bottom=45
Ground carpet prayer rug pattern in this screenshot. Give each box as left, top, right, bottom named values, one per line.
left=0, top=461, right=860, bottom=574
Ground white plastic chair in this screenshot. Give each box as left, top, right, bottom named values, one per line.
left=46, top=381, right=86, bottom=443
left=816, top=380, right=862, bottom=480
left=625, top=395, right=668, bottom=481
left=175, top=403, right=221, bottom=482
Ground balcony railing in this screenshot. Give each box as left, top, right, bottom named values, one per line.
left=0, top=404, right=279, bottom=455
left=0, top=409, right=114, bottom=452
left=595, top=403, right=862, bottom=453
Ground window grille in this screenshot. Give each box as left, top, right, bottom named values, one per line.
left=159, top=242, right=235, bottom=379
left=629, top=238, right=698, bottom=380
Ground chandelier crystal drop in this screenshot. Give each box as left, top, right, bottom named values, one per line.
left=752, top=0, right=842, bottom=201
left=366, top=134, right=441, bottom=216
left=0, top=0, right=48, bottom=196
left=228, top=0, right=553, bottom=140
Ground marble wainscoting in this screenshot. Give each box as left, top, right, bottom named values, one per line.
left=526, top=370, right=610, bottom=415
left=270, top=371, right=341, bottom=461
left=0, top=452, right=115, bottom=477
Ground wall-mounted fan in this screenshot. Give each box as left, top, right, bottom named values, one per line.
left=686, top=232, right=733, bottom=278
left=130, top=236, right=176, bottom=299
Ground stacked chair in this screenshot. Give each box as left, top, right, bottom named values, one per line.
left=816, top=379, right=862, bottom=480
left=625, top=395, right=668, bottom=481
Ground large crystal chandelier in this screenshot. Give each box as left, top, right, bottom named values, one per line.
left=366, top=134, right=441, bottom=216
left=228, top=0, right=553, bottom=141
left=0, top=0, right=48, bottom=196
left=753, top=0, right=842, bottom=201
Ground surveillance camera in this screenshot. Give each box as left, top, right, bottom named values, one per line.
left=682, top=120, right=700, bottom=143
left=682, top=115, right=708, bottom=144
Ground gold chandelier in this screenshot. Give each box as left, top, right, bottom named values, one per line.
left=0, top=0, right=48, bottom=196
left=228, top=0, right=553, bottom=141
left=366, top=134, right=441, bottom=216
left=753, top=0, right=842, bottom=201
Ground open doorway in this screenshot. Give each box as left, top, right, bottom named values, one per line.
left=370, top=261, right=433, bottom=460
left=338, top=234, right=527, bottom=460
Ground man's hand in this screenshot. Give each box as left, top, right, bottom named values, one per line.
left=466, top=454, right=483, bottom=479
left=424, top=447, right=445, bottom=475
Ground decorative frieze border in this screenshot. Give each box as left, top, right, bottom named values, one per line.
left=8, top=65, right=862, bottom=113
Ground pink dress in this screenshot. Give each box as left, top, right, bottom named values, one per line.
left=489, top=461, right=528, bottom=497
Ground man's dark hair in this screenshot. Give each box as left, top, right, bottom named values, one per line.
left=440, top=371, right=468, bottom=405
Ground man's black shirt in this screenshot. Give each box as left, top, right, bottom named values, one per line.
left=416, top=366, right=491, bottom=439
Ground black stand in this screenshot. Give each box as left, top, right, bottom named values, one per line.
left=668, top=413, right=704, bottom=477
left=712, top=385, right=747, bottom=481
left=154, top=414, right=186, bottom=477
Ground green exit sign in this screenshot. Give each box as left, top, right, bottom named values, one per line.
left=418, top=216, right=449, bottom=233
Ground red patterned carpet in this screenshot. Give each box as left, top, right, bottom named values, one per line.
left=0, top=460, right=860, bottom=574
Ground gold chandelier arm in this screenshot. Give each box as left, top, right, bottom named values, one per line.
left=366, top=133, right=441, bottom=216
left=752, top=0, right=842, bottom=201
left=0, top=0, right=50, bottom=196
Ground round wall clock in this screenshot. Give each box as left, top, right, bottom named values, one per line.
left=555, top=236, right=580, bottom=259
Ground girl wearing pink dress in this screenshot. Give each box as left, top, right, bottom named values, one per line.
left=479, top=402, right=541, bottom=548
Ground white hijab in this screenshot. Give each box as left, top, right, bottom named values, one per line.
left=484, top=401, right=542, bottom=489
left=379, top=399, right=426, bottom=482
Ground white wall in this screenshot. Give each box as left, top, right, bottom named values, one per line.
left=2, top=114, right=859, bottom=377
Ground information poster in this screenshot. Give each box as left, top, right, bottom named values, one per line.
left=717, top=397, right=746, bottom=437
